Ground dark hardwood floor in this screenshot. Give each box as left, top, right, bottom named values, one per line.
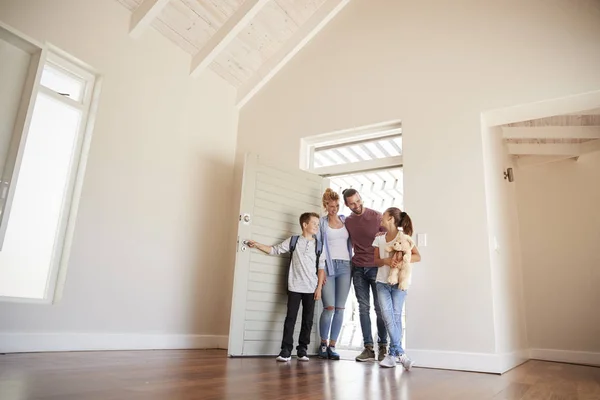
left=1, top=350, right=599, bottom=399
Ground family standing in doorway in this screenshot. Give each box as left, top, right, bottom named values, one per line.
left=246, top=188, right=421, bottom=370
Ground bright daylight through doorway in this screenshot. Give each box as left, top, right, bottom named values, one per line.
left=304, top=125, right=405, bottom=352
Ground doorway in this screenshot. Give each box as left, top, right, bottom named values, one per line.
left=327, top=168, right=406, bottom=353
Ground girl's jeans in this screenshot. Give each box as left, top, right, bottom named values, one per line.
left=376, top=282, right=407, bottom=356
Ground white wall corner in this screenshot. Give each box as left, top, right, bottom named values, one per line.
left=0, top=333, right=228, bottom=353
left=497, top=349, right=530, bottom=373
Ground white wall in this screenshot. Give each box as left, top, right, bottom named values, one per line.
left=236, top=0, right=600, bottom=370
left=0, top=0, right=238, bottom=351
left=516, top=152, right=600, bottom=358
left=481, top=126, right=528, bottom=365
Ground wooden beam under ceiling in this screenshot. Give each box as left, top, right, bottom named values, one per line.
left=190, top=0, right=270, bottom=78
left=507, top=139, right=600, bottom=157
left=236, top=0, right=351, bottom=109
left=515, top=155, right=578, bottom=168
left=130, top=0, right=170, bottom=39
left=502, top=126, right=600, bottom=140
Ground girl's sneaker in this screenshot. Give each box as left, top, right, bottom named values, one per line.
left=379, top=354, right=397, bottom=368
left=297, top=348, right=309, bottom=362
left=318, top=344, right=329, bottom=359
left=327, top=346, right=340, bottom=360
left=276, top=349, right=291, bottom=362
left=398, top=354, right=414, bottom=370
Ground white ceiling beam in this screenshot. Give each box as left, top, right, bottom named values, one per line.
left=507, top=143, right=581, bottom=156
left=508, top=139, right=600, bottom=156
left=190, top=0, right=270, bottom=78
left=515, top=155, right=578, bottom=168
left=130, top=0, right=170, bottom=39
left=502, top=126, right=600, bottom=140
left=482, top=90, right=600, bottom=127
left=236, top=0, right=351, bottom=108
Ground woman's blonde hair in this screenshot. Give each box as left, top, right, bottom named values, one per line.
left=322, top=188, right=340, bottom=208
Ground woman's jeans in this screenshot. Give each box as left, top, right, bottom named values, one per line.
left=319, top=260, right=352, bottom=343
left=376, top=282, right=407, bottom=356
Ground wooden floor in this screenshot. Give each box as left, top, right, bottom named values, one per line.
left=1, top=350, right=599, bottom=399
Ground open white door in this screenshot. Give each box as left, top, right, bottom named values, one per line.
left=228, top=153, right=327, bottom=356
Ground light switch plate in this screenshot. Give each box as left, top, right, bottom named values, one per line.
left=417, top=233, right=427, bottom=247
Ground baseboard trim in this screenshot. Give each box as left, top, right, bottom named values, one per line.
left=0, top=333, right=228, bottom=353
left=530, top=348, right=600, bottom=367
left=410, top=349, right=529, bottom=374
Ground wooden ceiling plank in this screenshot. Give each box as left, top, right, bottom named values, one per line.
left=190, top=0, right=270, bottom=78
left=237, top=0, right=351, bottom=108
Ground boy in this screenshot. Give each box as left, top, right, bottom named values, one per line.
left=246, top=212, right=325, bottom=362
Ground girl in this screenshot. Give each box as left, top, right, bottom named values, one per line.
left=373, top=207, right=421, bottom=369
left=317, top=188, right=353, bottom=360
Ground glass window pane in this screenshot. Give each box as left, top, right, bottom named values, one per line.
left=0, top=93, right=81, bottom=298
left=40, top=63, right=85, bottom=102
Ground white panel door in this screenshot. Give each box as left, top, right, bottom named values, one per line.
left=228, top=153, right=326, bottom=356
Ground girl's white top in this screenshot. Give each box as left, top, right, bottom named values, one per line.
left=372, top=234, right=412, bottom=287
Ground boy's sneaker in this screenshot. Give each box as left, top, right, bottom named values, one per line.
left=379, top=354, right=397, bottom=368
left=378, top=344, right=388, bottom=362
left=318, top=344, right=328, bottom=359
left=327, top=346, right=340, bottom=360
left=276, top=349, right=291, bottom=362
left=297, top=347, right=309, bottom=362
left=398, top=354, right=414, bottom=370
left=355, top=345, right=375, bottom=362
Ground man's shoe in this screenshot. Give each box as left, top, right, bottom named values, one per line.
left=355, top=345, right=375, bottom=362
left=378, top=344, right=388, bottom=362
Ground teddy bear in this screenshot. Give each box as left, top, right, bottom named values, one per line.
left=385, top=229, right=415, bottom=290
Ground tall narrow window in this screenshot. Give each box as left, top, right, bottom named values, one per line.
left=0, top=50, right=98, bottom=302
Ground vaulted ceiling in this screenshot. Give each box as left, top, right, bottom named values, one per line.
left=116, top=0, right=349, bottom=108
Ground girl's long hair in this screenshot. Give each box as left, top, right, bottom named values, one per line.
left=385, top=207, right=413, bottom=236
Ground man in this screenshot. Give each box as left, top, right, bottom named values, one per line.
left=343, top=188, right=388, bottom=362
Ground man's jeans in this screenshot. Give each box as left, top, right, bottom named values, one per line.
left=352, top=265, right=387, bottom=347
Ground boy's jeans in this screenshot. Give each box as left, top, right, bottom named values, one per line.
left=281, top=291, right=315, bottom=352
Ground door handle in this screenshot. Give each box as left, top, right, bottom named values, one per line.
left=241, top=240, right=250, bottom=252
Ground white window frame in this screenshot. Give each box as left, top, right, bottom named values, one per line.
left=0, top=37, right=102, bottom=304
left=300, top=120, right=403, bottom=176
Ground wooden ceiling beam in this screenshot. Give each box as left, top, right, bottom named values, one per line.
left=236, top=0, right=351, bottom=108
left=190, top=0, right=270, bottom=78
left=515, top=155, right=578, bottom=168
left=502, top=126, right=600, bottom=140
left=507, top=139, right=600, bottom=156
left=129, top=0, right=170, bottom=39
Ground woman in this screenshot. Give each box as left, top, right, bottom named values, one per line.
left=317, top=188, right=353, bottom=360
